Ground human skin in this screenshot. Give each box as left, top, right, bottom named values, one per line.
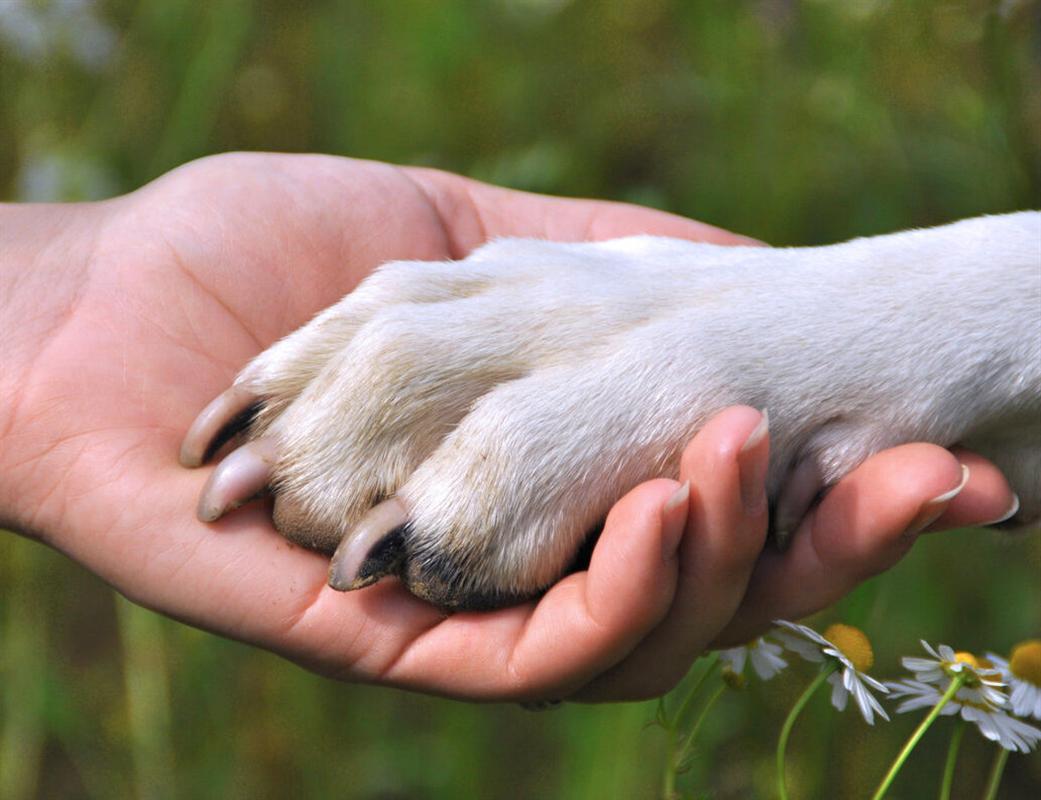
left=0, top=152, right=1016, bottom=702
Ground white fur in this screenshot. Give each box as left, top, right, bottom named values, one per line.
left=235, top=212, right=1041, bottom=600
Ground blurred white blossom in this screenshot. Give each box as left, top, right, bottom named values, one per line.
left=0, top=0, right=116, bottom=70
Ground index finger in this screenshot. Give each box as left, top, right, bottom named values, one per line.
left=404, top=167, right=763, bottom=255
left=713, top=444, right=1015, bottom=647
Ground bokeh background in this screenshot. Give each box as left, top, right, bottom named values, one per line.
left=1, top=1, right=1039, bottom=798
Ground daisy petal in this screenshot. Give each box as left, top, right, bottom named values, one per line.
left=828, top=673, right=849, bottom=712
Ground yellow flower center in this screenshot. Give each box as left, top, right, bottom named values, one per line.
left=722, top=666, right=746, bottom=690
left=946, top=651, right=985, bottom=687
left=824, top=623, right=874, bottom=673
left=1010, top=640, right=1041, bottom=687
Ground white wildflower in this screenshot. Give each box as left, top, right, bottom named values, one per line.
left=718, top=637, right=788, bottom=682
left=887, top=678, right=1041, bottom=754
left=900, top=640, right=1005, bottom=707
left=773, top=620, right=889, bottom=724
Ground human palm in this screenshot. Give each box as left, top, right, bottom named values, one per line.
left=0, top=153, right=1013, bottom=702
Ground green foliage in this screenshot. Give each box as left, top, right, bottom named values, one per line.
left=1, top=1, right=1039, bottom=797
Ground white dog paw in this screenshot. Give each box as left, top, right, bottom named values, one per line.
left=182, top=213, right=1041, bottom=609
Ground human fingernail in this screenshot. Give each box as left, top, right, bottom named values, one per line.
left=738, top=410, right=769, bottom=517
left=662, top=481, right=690, bottom=562
left=980, top=493, right=1020, bottom=527
left=902, top=464, right=970, bottom=538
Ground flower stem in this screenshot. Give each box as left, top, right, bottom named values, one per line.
left=676, top=684, right=726, bottom=767
left=776, top=663, right=837, bottom=800
left=662, top=724, right=678, bottom=800
left=981, top=746, right=1009, bottom=800
left=938, top=719, right=965, bottom=800
left=673, top=654, right=720, bottom=729
left=871, top=674, right=967, bottom=800
left=661, top=655, right=721, bottom=800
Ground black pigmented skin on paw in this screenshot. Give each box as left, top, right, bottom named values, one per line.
left=402, top=546, right=533, bottom=612
left=400, top=520, right=609, bottom=613
left=355, top=524, right=408, bottom=584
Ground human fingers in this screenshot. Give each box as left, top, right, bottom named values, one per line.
left=714, top=443, right=1014, bottom=647
left=924, top=447, right=1018, bottom=530
left=574, top=407, right=769, bottom=702
left=404, top=167, right=763, bottom=254
left=284, top=409, right=764, bottom=700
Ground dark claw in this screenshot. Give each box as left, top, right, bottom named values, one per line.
left=772, top=458, right=825, bottom=550
left=180, top=386, right=260, bottom=468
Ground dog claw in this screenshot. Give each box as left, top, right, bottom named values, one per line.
left=196, top=437, right=278, bottom=522
left=328, top=498, right=409, bottom=591
left=180, top=385, right=260, bottom=468
left=773, top=459, right=825, bottom=550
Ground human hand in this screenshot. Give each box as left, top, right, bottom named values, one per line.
left=0, top=153, right=1016, bottom=701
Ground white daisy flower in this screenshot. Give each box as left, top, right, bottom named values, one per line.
left=887, top=678, right=1041, bottom=754
left=987, top=640, right=1041, bottom=721
left=773, top=620, right=889, bottom=725
left=899, top=640, right=1005, bottom=708
left=718, top=637, right=788, bottom=684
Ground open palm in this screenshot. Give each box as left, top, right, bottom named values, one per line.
left=0, top=153, right=1013, bottom=702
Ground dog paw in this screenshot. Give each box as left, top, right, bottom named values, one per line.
left=182, top=214, right=1041, bottom=609
left=181, top=240, right=713, bottom=608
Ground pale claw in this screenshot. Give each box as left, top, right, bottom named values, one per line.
left=328, top=497, right=409, bottom=591
left=196, top=437, right=278, bottom=522
left=179, top=385, right=259, bottom=468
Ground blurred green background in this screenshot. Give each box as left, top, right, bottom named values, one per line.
left=1, top=0, right=1039, bottom=798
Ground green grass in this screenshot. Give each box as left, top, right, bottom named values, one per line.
left=1, top=1, right=1039, bottom=797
